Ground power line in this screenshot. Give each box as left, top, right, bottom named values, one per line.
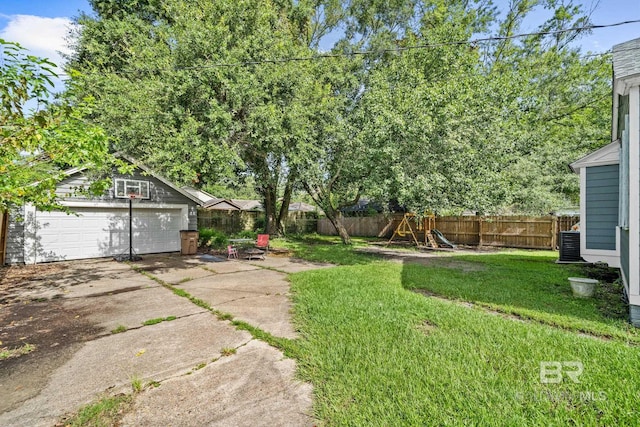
left=37, top=17, right=640, bottom=78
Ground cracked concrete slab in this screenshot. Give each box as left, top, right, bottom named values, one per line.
left=121, top=340, right=315, bottom=427
left=178, top=269, right=297, bottom=338
left=150, top=266, right=217, bottom=285
left=0, top=313, right=251, bottom=427
left=204, top=260, right=262, bottom=274
left=216, top=294, right=299, bottom=339
left=252, top=257, right=333, bottom=273
left=64, top=286, right=208, bottom=332
left=59, top=275, right=159, bottom=299
left=181, top=269, right=291, bottom=295
left=2, top=254, right=333, bottom=426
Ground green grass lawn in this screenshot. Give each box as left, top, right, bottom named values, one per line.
left=282, top=239, right=640, bottom=425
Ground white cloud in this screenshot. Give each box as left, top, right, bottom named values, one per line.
left=1, top=15, right=75, bottom=69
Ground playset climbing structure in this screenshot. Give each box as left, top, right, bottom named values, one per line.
left=386, top=213, right=434, bottom=247
left=386, top=213, right=455, bottom=248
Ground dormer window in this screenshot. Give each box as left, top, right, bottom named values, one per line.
left=114, top=178, right=150, bottom=199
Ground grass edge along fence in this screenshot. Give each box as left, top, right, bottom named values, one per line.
left=317, top=215, right=579, bottom=250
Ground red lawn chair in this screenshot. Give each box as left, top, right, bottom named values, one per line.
left=255, top=234, right=270, bottom=254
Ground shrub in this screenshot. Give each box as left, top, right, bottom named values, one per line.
left=198, top=228, right=228, bottom=249
left=235, top=230, right=257, bottom=239
left=253, top=215, right=266, bottom=232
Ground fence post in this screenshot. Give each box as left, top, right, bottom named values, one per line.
left=478, top=216, right=483, bottom=248
left=551, top=215, right=558, bottom=250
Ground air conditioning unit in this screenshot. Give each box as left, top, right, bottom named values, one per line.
left=559, top=231, right=581, bottom=262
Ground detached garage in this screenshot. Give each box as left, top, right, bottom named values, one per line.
left=5, top=159, right=200, bottom=264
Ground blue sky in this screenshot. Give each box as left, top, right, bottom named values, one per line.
left=1, top=0, right=639, bottom=68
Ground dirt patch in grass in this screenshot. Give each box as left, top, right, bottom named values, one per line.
left=402, top=257, right=486, bottom=272
left=416, top=319, right=437, bottom=335
left=355, top=246, right=486, bottom=272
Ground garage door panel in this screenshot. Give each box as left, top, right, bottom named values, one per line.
left=35, top=207, right=183, bottom=262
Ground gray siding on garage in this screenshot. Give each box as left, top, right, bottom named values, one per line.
left=5, top=206, right=25, bottom=264
left=585, top=165, right=619, bottom=250
left=55, top=168, right=198, bottom=230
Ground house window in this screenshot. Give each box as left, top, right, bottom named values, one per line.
left=114, top=178, right=150, bottom=199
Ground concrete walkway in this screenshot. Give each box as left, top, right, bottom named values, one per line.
left=0, top=253, right=331, bottom=426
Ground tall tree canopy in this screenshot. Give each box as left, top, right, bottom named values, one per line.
left=67, top=0, right=611, bottom=242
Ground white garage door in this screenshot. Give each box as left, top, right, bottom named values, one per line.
left=34, top=206, right=184, bottom=262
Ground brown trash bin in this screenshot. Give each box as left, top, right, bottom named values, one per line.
left=180, top=230, right=199, bottom=255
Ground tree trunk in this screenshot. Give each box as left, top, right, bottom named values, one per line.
left=262, top=184, right=278, bottom=235
left=302, top=181, right=353, bottom=245
left=324, top=207, right=352, bottom=245
left=276, top=175, right=295, bottom=235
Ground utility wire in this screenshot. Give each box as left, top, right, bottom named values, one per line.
left=30, top=17, right=640, bottom=79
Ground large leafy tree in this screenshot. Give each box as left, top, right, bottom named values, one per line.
left=67, top=0, right=612, bottom=243
left=0, top=39, right=113, bottom=212
left=350, top=0, right=610, bottom=215
left=69, top=0, right=326, bottom=234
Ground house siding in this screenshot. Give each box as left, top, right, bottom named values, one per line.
left=585, top=165, right=619, bottom=250
left=6, top=206, right=25, bottom=264
left=55, top=169, right=198, bottom=230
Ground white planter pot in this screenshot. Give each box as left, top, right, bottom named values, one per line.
left=568, top=277, right=598, bottom=298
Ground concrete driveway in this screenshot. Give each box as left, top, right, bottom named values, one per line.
left=0, top=253, right=331, bottom=426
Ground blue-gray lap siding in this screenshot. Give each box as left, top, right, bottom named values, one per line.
left=585, top=165, right=619, bottom=250
left=55, top=169, right=198, bottom=230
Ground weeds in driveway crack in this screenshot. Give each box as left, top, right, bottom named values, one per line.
left=59, top=393, right=134, bottom=427
left=248, top=264, right=288, bottom=274
left=141, top=316, right=177, bottom=326
left=220, top=347, right=236, bottom=356
left=111, top=325, right=127, bottom=334
left=129, top=263, right=299, bottom=357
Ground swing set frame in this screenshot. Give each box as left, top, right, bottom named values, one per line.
left=386, top=213, right=438, bottom=248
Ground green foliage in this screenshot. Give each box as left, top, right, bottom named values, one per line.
left=253, top=216, right=266, bottom=232
left=62, top=393, right=133, bottom=426
left=233, top=230, right=258, bottom=239
left=197, top=228, right=228, bottom=249
left=67, top=0, right=612, bottom=243
left=0, top=39, right=116, bottom=211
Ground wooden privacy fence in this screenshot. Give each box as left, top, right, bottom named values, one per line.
left=317, top=215, right=580, bottom=250
left=317, top=216, right=392, bottom=237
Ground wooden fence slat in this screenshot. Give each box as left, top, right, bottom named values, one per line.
left=316, top=214, right=579, bottom=250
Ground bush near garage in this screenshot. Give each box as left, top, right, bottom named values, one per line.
left=198, top=228, right=228, bottom=249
